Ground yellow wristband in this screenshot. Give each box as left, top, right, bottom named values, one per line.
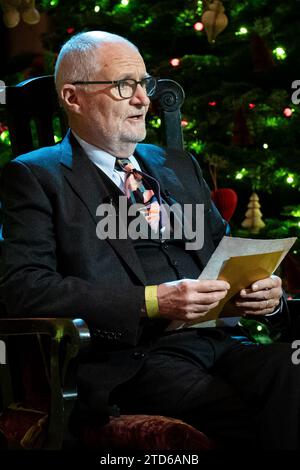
left=145, top=285, right=160, bottom=319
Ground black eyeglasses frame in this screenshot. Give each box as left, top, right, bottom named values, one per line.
left=71, top=76, right=157, bottom=99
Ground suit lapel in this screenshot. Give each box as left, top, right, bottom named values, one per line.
left=135, top=147, right=196, bottom=207
left=134, top=144, right=215, bottom=269
left=59, top=132, right=147, bottom=285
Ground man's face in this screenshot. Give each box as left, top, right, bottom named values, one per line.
left=74, top=42, right=151, bottom=157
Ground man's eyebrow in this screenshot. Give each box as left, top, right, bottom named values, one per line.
left=118, top=73, right=151, bottom=81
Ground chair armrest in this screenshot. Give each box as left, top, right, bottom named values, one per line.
left=0, top=317, right=91, bottom=449
left=0, top=317, right=90, bottom=340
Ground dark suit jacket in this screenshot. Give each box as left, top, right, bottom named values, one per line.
left=0, top=130, right=226, bottom=412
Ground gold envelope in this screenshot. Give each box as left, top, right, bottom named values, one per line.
left=202, top=250, right=284, bottom=322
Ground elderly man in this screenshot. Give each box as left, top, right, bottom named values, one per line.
left=0, top=31, right=299, bottom=449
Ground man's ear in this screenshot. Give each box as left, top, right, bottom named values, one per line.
left=60, top=84, right=82, bottom=114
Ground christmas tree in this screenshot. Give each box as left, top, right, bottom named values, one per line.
left=0, top=0, right=299, bottom=293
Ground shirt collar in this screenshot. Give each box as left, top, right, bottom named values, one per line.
left=71, top=131, right=141, bottom=176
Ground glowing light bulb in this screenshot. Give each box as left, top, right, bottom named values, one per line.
left=283, top=107, right=293, bottom=117
left=273, top=47, right=287, bottom=60
left=170, top=58, right=180, bottom=67
left=235, top=26, right=248, bottom=36
left=263, top=143, right=269, bottom=149
left=194, top=22, right=204, bottom=31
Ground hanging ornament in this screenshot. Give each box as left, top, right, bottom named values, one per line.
left=201, top=0, right=228, bottom=43
left=211, top=188, right=238, bottom=222
left=0, top=0, right=40, bottom=28
left=250, top=33, right=275, bottom=73
left=241, top=192, right=266, bottom=234
left=205, top=153, right=238, bottom=222
left=232, top=107, right=253, bottom=146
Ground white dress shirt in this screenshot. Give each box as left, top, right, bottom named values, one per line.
left=72, top=131, right=142, bottom=193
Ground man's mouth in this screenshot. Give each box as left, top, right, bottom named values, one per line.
left=127, top=114, right=144, bottom=121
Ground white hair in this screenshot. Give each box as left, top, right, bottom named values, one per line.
left=54, top=31, right=138, bottom=95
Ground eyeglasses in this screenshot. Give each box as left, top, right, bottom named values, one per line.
left=71, top=76, right=157, bottom=99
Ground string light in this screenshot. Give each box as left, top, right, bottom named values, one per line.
left=208, top=101, right=217, bottom=106
left=273, top=47, right=287, bottom=60
left=196, top=0, right=203, bottom=15
left=0, top=130, right=11, bottom=146
left=194, top=22, right=204, bottom=31
left=235, top=26, right=248, bottom=36
left=235, top=168, right=247, bottom=180
left=263, top=143, right=269, bottom=149
left=170, top=58, right=180, bottom=67
left=287, top=175, right=294, bottom=184
left=283, top=107, right=293, bottom=117
left=149, top=117, right=161, bottom=128
left=181, top=119, right=189, bottom=127
left=120, top=0, right=129, bottom=6
left=248, top=103, right=256, bottom=109
left=94, top=5, right=100, bottom=13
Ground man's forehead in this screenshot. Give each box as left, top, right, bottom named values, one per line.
left=97, top=43, right=146, bottom=70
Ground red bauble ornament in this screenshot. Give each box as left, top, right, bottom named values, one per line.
left=211, top=188, right=238, bottom=222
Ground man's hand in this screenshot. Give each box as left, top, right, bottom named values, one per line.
left=157, top=279, right=230, bottom=322
left=233, top=275, right=282, bottom=316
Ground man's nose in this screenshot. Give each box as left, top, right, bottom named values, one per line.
left=130, top=84, right=150, bottom=106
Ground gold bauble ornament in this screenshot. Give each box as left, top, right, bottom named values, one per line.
left=22, top=1, right=40, bottom=25
left=201, top=0, right=228, bottom=43
left=0, top=0, right=40, bottom=28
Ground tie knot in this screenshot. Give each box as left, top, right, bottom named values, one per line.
left=115, top=158, right=134, bottom=173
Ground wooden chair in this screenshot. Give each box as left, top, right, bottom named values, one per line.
left=0, top=75, right=299, bottom=450
left=0, top=76, right=214, bottom=450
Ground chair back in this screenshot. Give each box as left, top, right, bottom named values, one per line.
left=6, top=75, right=185, bottom=157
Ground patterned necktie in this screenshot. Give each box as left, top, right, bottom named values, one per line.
left=115, top=158, right=162, bottom=233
